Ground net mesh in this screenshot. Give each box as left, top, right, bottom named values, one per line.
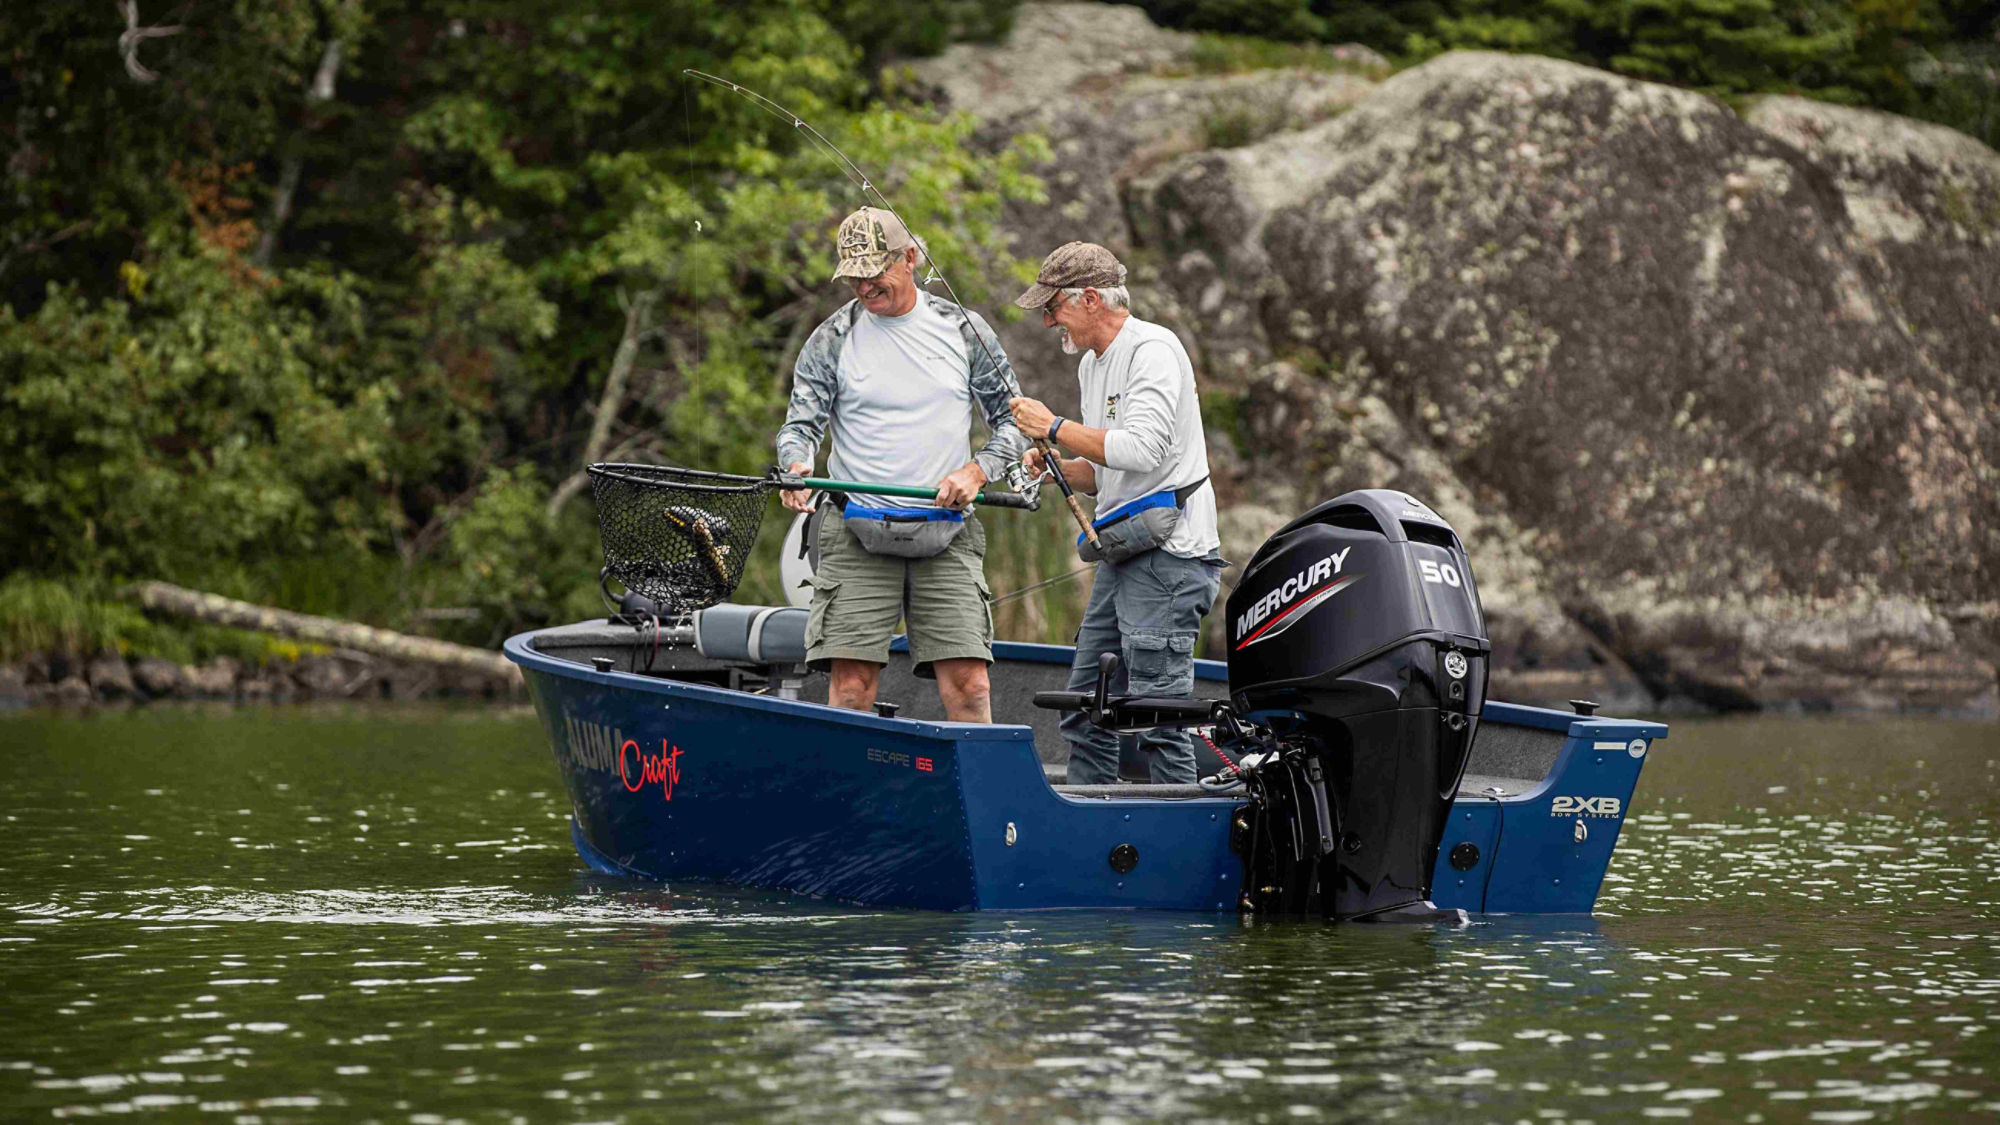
left=587, top=464, right=770, bottom=614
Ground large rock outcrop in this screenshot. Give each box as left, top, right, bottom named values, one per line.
left=913, top=4, right=1379, bottom=412
left=918, top=4, right=2000, bottom=712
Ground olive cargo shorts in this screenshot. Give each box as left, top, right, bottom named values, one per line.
left=805, top=512, right=993, bottom=677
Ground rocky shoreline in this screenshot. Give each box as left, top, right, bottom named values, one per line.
left=0, top=649, right=521, bottom=711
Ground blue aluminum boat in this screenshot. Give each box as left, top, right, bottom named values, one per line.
left=506, top=626, right=1663, bottom=914
left=515, top=483, right=1665, bottom=917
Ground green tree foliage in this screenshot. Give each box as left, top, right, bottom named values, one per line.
left=0, top=0, right=1041, bottom=650
left=1142, top=0, right=1330, bottom=40
left=0, top=236, right=394, bottom=582
left=817, top=0, right=1021, bottom=72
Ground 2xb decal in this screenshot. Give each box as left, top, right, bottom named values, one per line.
left=1550, top=795, right=1622, bottom=818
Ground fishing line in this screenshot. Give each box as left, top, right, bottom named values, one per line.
left=680, top=72, right=983, bottom=363
left=680, top=69, right=1102, bottom=550
left=683, top=76, right=704, bottom=455
left=989, top=564, right=1092, bottom=606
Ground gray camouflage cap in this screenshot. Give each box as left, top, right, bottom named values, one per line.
left=833, top=207, right=917, bottom=281
left=1013, top=242, right=1127, bottom=309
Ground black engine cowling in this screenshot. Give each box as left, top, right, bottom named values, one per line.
left=1225, top=489, right=1489, bottom=919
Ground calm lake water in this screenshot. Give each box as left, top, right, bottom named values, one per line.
left=2, top=707, right=1996, bottom=1123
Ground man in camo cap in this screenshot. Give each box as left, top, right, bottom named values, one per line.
left=774, top=207, right=1026, bottom=722
left=1008, top=242, right=1224, bottom=785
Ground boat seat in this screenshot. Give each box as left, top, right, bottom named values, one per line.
left=1053, top=783, right=1232, bottom=800
left=693, top=604, right=807, bottom=666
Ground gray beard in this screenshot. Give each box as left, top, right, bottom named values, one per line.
left=1057, top=327, right=1079, bottom=356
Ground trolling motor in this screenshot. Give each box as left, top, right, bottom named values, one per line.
left=1035, top=489, right=1490, bottom=922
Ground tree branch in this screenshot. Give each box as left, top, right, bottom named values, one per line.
left=547, top=287, right=661, bottom=519
left=253, top=37, right=344, bottom=268
left=116, top=1, right=184, bottom=83
left=0, top=221, right=90, bottom=281
left=126, top=581, right=520, bottom=684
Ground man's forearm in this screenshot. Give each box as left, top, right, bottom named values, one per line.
left=775, top=435, right=816, bottom=474
left=971, top=440, right=1015, bottom=486
left=1052, top=421, right=1110, bottom=466
left=1060, top=455, right=1097, bottom=494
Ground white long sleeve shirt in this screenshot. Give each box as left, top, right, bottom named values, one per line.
left=1074, top=316, right=1219, bottom=559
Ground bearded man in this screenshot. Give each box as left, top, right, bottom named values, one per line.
left=775, top=207, right=1025, bottom=722
left=1008, top=242, right=1224, bottom=785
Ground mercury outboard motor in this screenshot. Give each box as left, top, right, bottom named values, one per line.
left=1030, top=488, right=1489, bottom=921
left=1225, top=489, right=1488, bottom=920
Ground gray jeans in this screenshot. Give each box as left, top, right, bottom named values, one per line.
left=1061, top=549, right=1225, bottom=785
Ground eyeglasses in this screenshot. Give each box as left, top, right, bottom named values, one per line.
left=1042, top=293, right=1070, bottom=317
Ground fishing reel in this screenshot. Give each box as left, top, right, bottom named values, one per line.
left=1002, top=458, right=1045, bottom=508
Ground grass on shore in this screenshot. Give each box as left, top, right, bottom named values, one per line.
left=0, top=575, right=321, bottom=667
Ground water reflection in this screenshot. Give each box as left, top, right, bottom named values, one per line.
left=2, top=710, right=1996, bottom=1122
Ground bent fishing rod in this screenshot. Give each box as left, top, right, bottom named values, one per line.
left=681, top=68, right=1102, bottom=551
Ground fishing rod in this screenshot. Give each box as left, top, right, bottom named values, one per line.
left=771, top=471, right=1038, bottom=511
left=681, top=68, right=1103, bottom=551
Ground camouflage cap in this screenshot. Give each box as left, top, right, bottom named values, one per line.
left=832, top=207, right=917, bottom=281
left=1013, top=242, right=1126, bottom=309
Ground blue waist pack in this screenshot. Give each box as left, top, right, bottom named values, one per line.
left=839, top=497, right=965, bottom=559
left=1076, top=477, right=1207, bottom=564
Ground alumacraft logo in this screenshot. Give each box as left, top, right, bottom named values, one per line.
left=560, top=716, right=683, bottom=802
left=1234, top=548, right=1361, bottom=651
left=559, top=716, right=624, bottom=774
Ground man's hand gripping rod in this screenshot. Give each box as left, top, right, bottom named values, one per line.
left=682, top=69, right=1101, bottom=550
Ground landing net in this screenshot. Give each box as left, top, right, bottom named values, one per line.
left=586, top=464, right=770, bottom=615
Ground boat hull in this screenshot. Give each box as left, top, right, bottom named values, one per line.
left=506, top=629, right=1663, bottom=913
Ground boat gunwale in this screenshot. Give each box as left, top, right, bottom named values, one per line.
left=505, top=630, right=1031, bottom=742
left=506, top=627, right=1665, bottom=750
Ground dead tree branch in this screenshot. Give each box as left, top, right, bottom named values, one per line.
left=117, top=1, right=184, bottom=83
left=548, top=287, right=661, bottom=519
left=253, top=37, right=344, bottom=268
left=126, top=581, right=521, bottom=684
